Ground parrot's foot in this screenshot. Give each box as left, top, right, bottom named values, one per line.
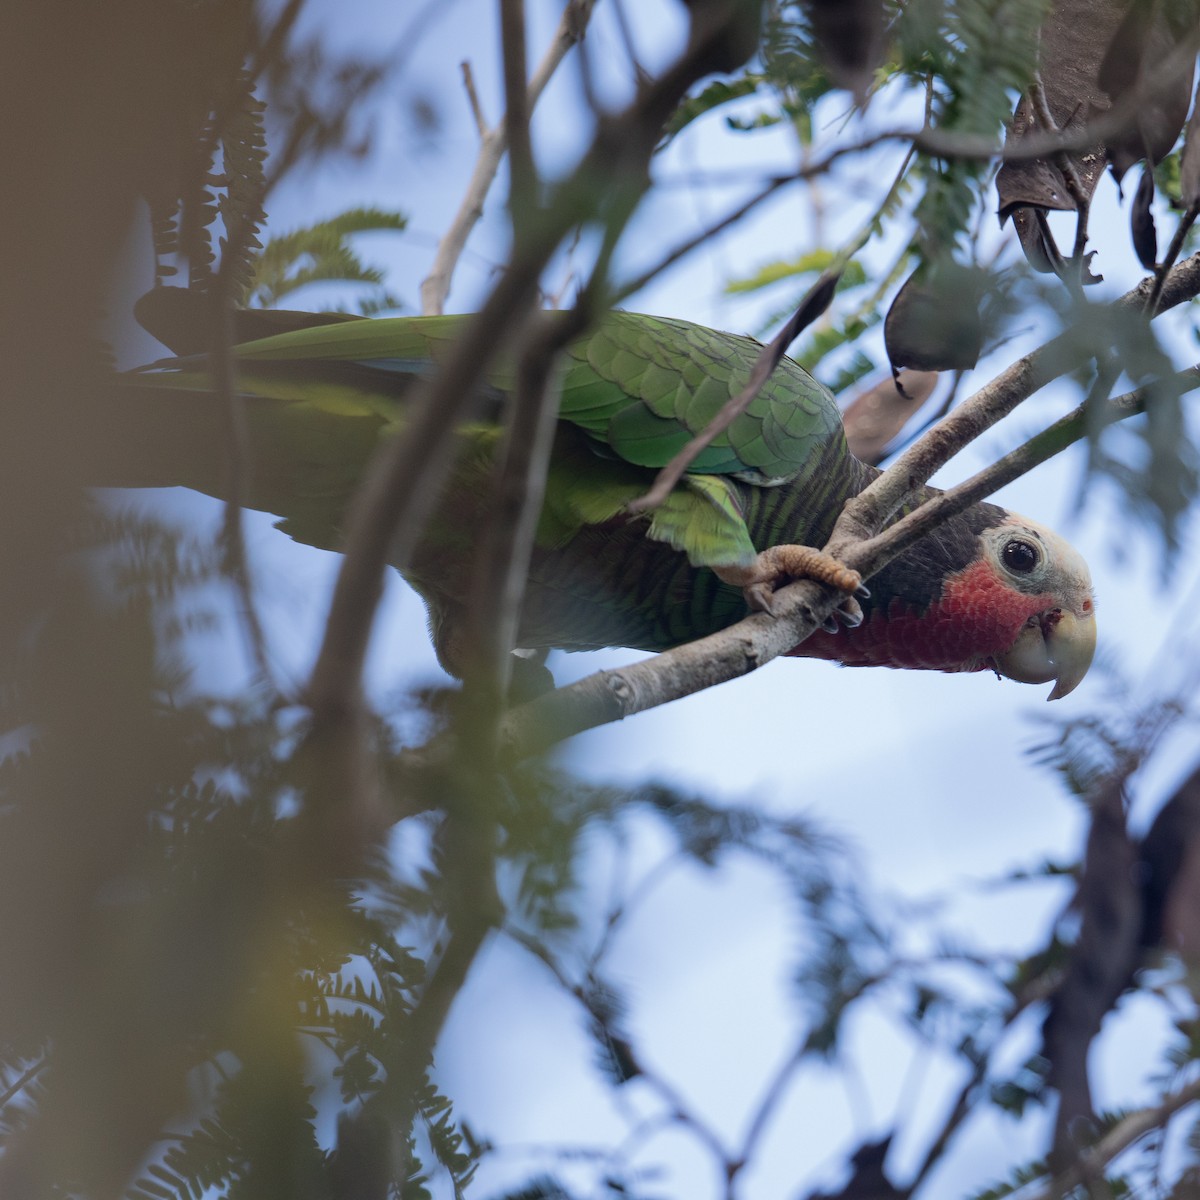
left=715, top=546, right=868, bottom=621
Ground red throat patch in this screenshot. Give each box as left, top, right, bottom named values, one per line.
left=787, top=558, right=1057, bottom=674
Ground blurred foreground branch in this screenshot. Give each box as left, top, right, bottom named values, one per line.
left=419, top=0, right=598, bottom=315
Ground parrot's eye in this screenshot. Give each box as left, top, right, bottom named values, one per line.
left=1002, top=538, right=1039, bottom=574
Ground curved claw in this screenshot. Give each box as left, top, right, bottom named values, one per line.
left=836, top=597, right=864, bottom=628
left=745, top=582, right=780, bottom=615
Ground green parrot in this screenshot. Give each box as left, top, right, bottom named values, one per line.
left=113, top=292, right=1096, bottom=698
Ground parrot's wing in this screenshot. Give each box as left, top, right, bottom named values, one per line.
left=557, top=313, right=843, bottom=487
left=140, top=310, right=846, bottom=570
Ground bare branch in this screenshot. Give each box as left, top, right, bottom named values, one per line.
left=420, top=0, right=597, bottom=315
left=1023, top=1077, right=1200, bottom=1200
left=847, top=366, right=1200, bottom=573
left=460, top=60, right=488, bottom=136
left=495, top=577, right=843, bottom=761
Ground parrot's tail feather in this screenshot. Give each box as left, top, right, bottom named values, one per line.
left=86, top=382, right=238, bottom=495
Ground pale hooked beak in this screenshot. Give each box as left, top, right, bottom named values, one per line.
left=995, top=607, right=1097, bottom=700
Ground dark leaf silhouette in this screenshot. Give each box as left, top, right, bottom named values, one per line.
left=800, top=0, right=886, bottom=102
left=997, top=0, right=1124, bottom=215
left=1139, top=763, right=1200, bottom=961
left=1132, top=165, right=1159, bottom=268
left=883, top=261, right=987, bottom=373
left=999, top=0, right=1200, bottom=274
left=1098, top=0, right=1199, bottom=183
left=997, top=0, right=1123, bottom=274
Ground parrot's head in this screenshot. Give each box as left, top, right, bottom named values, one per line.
left=969, top=516, right=1096, bottom=699
left=791, top=510, right=1096, bottom=699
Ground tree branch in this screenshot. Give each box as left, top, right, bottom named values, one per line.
left=460, top=313, right=582, bottom=705
left=419, top=0, right=597, bottom=315
left=844, top=366, right=1200, bottom=575
left=1024, top=1078, right=1200, bottom=1200
left=829, top=252, right=1200, bottom=550
left=500, top=0, right=536, bottom=237
left=614, top=173, right=792, bottom=304
left=460, top=60, right=488, bottom=136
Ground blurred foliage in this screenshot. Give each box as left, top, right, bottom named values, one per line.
left=247, top=207, right=409, bottom=314
left=6, top=0, right=1200, bottom=1198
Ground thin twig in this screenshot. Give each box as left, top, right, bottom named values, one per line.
left=1146, top=199, right=1200, bottom=316
left=589, top=854, right=684, bottom=970
left=734, top=1036, right=809, bottom=1175
left=614, top=174, right=792, bottom=304
left=420, top=0, right=598, bottom=315
left=1023, top=1077, right=1200, bottom=1200
left=626, top=270, right=840, bottom=513
left=460, top=60, right=487, bottom=137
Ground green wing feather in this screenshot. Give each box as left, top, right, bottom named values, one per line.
left=138, top=309, right=845, bottom=570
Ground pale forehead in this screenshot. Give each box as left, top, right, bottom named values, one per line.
left=999, top=511, right=1093, bottom=585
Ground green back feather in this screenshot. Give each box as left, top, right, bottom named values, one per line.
left=135, top=310, right=848, bottom=570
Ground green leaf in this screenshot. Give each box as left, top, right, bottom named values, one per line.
left=662, top=76, right=763, bottom=144
left=725, top=251, right=865, bottom=295
left=248, top=206, right=409, bottom=312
